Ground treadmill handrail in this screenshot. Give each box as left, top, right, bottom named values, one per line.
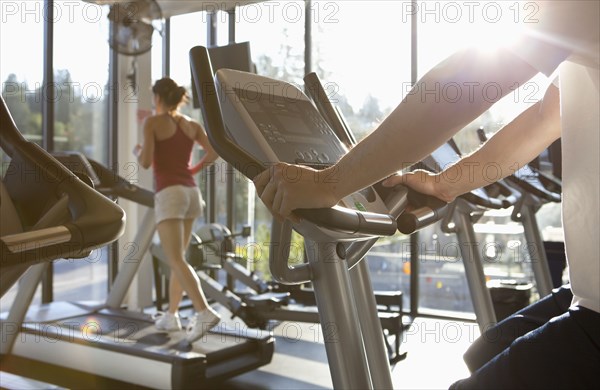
left=88, top=158, right=155, bottom=207
left=189, top=45, right=397, bottom=237
left=0, top=96, right=126, bottom=267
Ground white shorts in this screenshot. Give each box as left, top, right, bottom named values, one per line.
left=154, top=185, right=203, bottom=224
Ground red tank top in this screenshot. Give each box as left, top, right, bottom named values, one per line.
left=153, top=116, right=196, bottom=192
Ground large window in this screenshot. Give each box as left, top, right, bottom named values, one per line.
left=237, top=1, right=305, bottom=84
left=52, top=0, right=112, bottom=302
left=0, top=0, right=44, bottom=147
left=312, top=1, right=411, bottom=139
left=1, top=1, right=113, bottom=306
left=169, top=11, right=208, bottom=102
left=1, top=1, right=45, bottom=307
left=415, top=1, right=558, bottom=312
left=151, top=21, right=164, bottom=81
left=53, top=0, right=110, bottom=162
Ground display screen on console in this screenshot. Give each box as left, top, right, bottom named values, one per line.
left=234, top=88, right=325, bottom=141
left=232, top=87, right=346, bottom=165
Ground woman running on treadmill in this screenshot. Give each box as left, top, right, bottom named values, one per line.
left=134, top=77, right=220, bottom=343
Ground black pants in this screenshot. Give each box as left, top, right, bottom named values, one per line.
left=451, top=285, right=600, bottom=389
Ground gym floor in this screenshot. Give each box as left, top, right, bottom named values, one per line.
left=219, top=313, right=478, bottom=389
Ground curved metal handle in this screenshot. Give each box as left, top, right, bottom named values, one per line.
left=486, top=180, right=521, bottom=208
left=462, top=188, right=507, bottom=209
left=269, top=219, right=311, bottom=285
left=507, top=174, right=562, bottom=203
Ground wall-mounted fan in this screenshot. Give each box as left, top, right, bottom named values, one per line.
left=84, top=0, right=164, bottom=56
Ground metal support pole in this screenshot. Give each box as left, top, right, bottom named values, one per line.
left=163, top=18, right=171, bottom=77
left=350, top=259, right=394, bottom=389
left=108, top=19, right=120, bottom=287
left=228, top=9, right=236, bottom=44
left=206, top=12, right=217, bottom=223
left=409, top=231, right=420, bottom=317
left=307, top=240, right=372, bottom=389
left=304, top=0, right=312, bottom=75
left=518, top=200, right=553, bottom=297
left=106, top=209, right=155, bottom=308
left=41, top=0, right=55, bottom=304
left=0, top=263, right=49, bottom=355
left=453, top=200, right=497, bottom=330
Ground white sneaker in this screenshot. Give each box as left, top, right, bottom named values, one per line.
left=153, top=311, right=182, bottom=332
left=186, top=309, right=221, bottom=343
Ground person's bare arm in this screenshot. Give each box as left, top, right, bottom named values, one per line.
left=135, top=118, right=155, bottom=169
left=190, top=121, right=219, bottom=173
left=254, top=47, right=540, bottom=220
left=390, top=83, right=561, bottom=202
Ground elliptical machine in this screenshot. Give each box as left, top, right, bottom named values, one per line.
left=190, top=46, right=448, bottom=389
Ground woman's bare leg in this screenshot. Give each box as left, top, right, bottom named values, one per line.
left=157, top=219, right=209, bottom=313
left=165, top=219, right=196, bottom=313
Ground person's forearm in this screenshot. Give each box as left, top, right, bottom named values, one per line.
left=437, top=85, right=561, bottom=201
left=138, top=148, right=152, bottom=169
left=328, top=47, right=539, bottom=200
left=193, top=150, right=219, bottom=172
left=138, top=124, right=154, bottom=169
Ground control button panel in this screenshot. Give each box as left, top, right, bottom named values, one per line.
left=235, top=87, right=346, bottom=165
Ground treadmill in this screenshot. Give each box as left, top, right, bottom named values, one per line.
left=0, top=100, right=274, bottom=388
left=190, top=45, right=449, bottom=389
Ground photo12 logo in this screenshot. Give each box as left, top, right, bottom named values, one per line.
left=1, top=1, right=105, bottom=24
left=400, top=1, right=540, bottom=25
left=199, top=1, right=340, bottom=24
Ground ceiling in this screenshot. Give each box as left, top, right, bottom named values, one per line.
left=157, top=0, right=265, bottom=17
left=82, top=0, right=266, bottom=18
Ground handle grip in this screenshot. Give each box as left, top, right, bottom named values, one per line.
left=397, top=189, right=449, bottom=234
left=296, top=207, right=397, bottom=236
